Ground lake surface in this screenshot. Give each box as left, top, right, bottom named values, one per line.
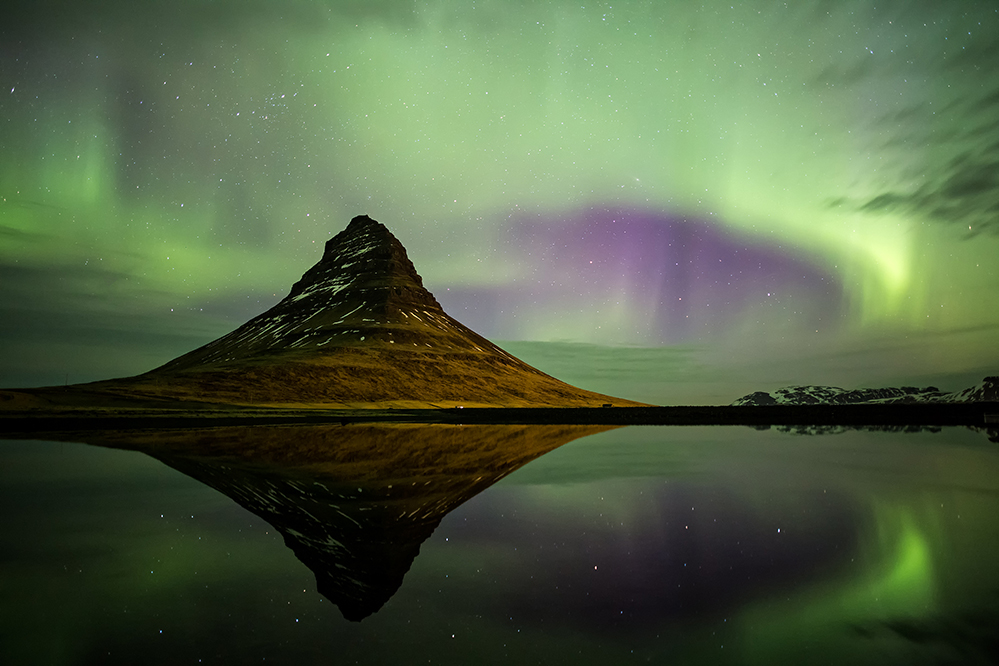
left=2, top=424, right=998, bottom=665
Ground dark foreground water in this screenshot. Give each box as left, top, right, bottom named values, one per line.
left=2, top=425, right=998, bottom=665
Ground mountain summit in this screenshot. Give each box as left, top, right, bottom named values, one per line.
left=158, top=215, right=451, bottom=370
left=107, top=215, right=641, bottom=408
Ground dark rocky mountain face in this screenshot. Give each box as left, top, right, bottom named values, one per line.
left=155, top=215, right=513, bottom=371
left=92, top=215, right=642, bottom=407
left=733, top=377, right=998, bottom=406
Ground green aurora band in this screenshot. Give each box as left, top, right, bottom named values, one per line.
left=2, top=0, right=998, bottom=396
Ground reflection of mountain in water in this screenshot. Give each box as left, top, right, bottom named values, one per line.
left=80, top=423, right=610, bottom=620
left=753, top=423, right=999, bottom=442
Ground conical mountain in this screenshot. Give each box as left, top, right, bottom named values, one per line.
left=156, top=214, right=476, bottom=370
left=103, top=215, right=642, bottom=408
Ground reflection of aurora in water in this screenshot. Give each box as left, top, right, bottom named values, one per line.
left=731, top=502, right=936, bottom=662
left=869, top=505, right=934, bottom=611
left=2, top=425, right=999, bottom=664
left=495, top=424, right=999, bottom=664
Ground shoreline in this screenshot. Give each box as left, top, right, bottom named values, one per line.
left=2, top=402, right=996, bottom=433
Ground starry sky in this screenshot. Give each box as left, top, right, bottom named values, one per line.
left=2, top=0, right=998, bottom=402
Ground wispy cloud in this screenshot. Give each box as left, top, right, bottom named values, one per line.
left=847, top=79, right=999, bottom=235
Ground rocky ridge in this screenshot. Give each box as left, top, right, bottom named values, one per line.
left=733, top=377, right=998, bottom=406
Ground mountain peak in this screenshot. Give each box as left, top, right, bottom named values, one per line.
left=157, top=215, right=446, bottom=371
left=286, top=213, right=440, bottom=314
left=127, top=216, right=643, bottom=408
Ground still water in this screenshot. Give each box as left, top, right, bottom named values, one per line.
left=2, top=424, right=998, bottom=665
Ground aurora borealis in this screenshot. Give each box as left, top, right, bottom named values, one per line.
left=2, top=0, right=998, bottom=400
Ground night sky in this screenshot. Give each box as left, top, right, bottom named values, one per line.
left=2, top=0, right=998, bottom=402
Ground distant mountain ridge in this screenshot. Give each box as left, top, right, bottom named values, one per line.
left=83, top=215, right=643, bottom=408
left=733, top=377, right=998, bottom=406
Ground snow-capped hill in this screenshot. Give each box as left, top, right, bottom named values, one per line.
left=946, top=377, right=999, bottom=403
left=733, top=378, right=997, bottom=406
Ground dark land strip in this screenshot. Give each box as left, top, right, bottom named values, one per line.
left=1, top=403, right=996, bottom=435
